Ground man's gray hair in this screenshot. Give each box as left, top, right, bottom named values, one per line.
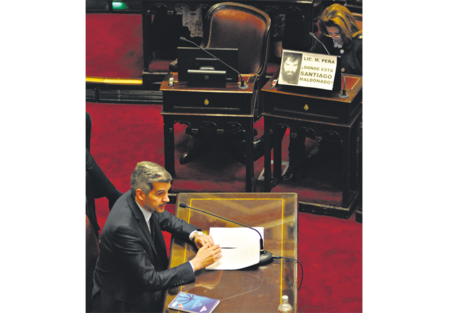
left=130, top=161, right=173, bottom=197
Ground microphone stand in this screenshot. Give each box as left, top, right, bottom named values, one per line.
left=179, top=203, right=273, bottom=266
left=179, top=37, right=248, bottom=90
left=339, top=73, right=349, bottom=99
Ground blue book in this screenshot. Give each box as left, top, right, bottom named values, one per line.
left=168, top=291, right=220, bottom=313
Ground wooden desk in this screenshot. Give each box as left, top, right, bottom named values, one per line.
left=160, top=73, right=259, bottom=192
left=261, top=72, right=362, bottom=217
left=163, top=192, right=298, bottom=313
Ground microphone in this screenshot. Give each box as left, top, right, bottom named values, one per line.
left=309, top=32, right=330, bottom=55
left=309, top=32, right=349, bottom=98
left=179, top=37, right=248, bottom=90
left=179, top=202, right=273, bottom=266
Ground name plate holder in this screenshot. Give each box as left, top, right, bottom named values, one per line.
left=278, top=49, right=342, bottom=92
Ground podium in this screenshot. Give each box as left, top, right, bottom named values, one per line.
left=262, top=72, right=362, bottom=218
left=163, top=192, right=298, bottom=313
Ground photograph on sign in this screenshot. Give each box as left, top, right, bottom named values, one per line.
left=278, top=49, right=338, bottom=91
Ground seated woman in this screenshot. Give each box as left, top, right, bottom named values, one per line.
left=310, top=3, right=362, bottom=75
left=284, top=3, right=362, bottom=180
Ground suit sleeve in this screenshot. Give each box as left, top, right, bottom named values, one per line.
left=112, top=225, right=196, bottom=293
left=158, top=210, right=199, bottom=240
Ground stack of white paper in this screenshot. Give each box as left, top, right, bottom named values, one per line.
left=206, top=227, right=264, bottom=270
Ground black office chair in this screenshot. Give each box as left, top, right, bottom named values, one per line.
left=175, top=2, right=271, bottom=165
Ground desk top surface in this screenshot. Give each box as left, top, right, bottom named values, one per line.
left=262, top=72, right=363, bottom=104
left=160, top=73, right=256, bottom=94
left=163, top=192, right=299, bottom=313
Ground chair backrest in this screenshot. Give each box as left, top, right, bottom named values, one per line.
left=86, top=215, right=100, bottom=312
left=202, top=2, right=271, bottom=78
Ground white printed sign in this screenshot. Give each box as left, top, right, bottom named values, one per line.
left=278, top=49, right=338, bottom=91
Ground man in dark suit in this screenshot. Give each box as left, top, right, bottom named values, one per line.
left=91, top=161, right=222, bottom=312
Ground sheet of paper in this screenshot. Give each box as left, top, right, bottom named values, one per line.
left=206, top=227, right=263, bottom=270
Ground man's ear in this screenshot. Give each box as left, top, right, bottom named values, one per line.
left=135, top=189, right=146, bottom=202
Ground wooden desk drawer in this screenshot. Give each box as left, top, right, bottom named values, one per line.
left=163, top=90, right=255, bottom=115
left=263, top=90, right=361, bottom=124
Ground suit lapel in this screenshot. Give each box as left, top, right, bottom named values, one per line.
left=127, top=196, right=162, bottom=264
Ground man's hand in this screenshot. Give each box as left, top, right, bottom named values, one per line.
left=190, top=244, right=222, bottom=271
left=194, top=234, right=215, bottom=249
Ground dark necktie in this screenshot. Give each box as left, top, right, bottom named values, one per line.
left=150, top=214, right=169, bottom=268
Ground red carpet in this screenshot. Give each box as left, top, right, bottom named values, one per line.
left=86, top=14, right=143, bottom=78
left=86, top=102, right=343, bottom=202
left=86, top=102, right=362, bottom=312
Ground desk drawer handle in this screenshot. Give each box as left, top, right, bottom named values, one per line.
left=304, top=104, right=309, bottom=111
left=204, top=99, right=209, bottom=106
